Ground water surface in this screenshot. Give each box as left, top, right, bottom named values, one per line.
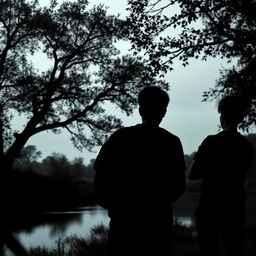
left=17, top=206, right=109, bottom=249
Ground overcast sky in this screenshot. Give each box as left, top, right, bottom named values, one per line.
left=24, top=0, right=254, bottom=164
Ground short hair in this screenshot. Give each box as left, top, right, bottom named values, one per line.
left=138, top=86, right=169, bottom=109
left=217, top=95, right=248, bottom=124
left=138, top=86, right=169, bottom=119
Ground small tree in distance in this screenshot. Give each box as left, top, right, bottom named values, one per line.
left=0, top=0, right=168, bottom=172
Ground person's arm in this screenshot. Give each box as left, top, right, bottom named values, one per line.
left=94, top=132, right=119, bottom=209
left=94, top=153, right=110, bottom=209
left=170, top=138, right=186, bottom=203
left=188, top=137, right=210, bottom=181
left=171, top=169, right=185, bottom=203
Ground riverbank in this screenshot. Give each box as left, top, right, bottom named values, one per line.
left=21, top=221, right=199, bottom=256
left=3, top=196, right=256, bottom=256
left=21, top=221, right=256, bottom=256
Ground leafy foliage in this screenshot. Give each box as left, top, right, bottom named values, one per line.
left=127, top=0, right=256, bottom=129
left=13, top=144, right=95, bottom=180
left=0, top=0, right=168, bottom=169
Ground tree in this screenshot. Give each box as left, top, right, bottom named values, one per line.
left=0, top=0, right=168, bottom=172
left=127, top=0, right=256, bottom=129
left=72, top=157, right=86, bottom=178
left=0, top=0, right=41, bottom=167
left=19, top=145, right=42, bottom=162
left=42, top=153, right=71, bottom=177
left=14, top=144, right=42, bottom=170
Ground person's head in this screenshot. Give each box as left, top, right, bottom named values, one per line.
left=217, top=95, right=248, bottom=131
left=138, top=86, right=169, bottom=126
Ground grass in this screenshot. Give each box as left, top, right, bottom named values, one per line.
left=27, top=225, right=108, bottom=256
left=25, top=220, right=198, bottom=256
left=23, top=220, right=256, bottom=256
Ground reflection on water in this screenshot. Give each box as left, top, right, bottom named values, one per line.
left=16, top=206, right=109, bottom=249
left=3, top=194, right=198, bottom=254
left=175, top=216, right=193, bottom=227
left=4, top=194, right=256, bottom=255
left=9, top=205, right=193, bottom=251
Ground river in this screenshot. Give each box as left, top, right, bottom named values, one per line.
left=4, top=199, right=195, bottom=255
left=17, top=206, right=109, bottom=249
left=5, top=193, right=255, bottom=255
left=4, top=206, right=109, bottom=255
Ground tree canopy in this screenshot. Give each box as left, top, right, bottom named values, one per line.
left=127, top=0, right=256, bottom=130
left=0, top=0, right=167, bottom=170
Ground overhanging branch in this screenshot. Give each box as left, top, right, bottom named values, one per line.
left=32, top=85, right=116, bottom=135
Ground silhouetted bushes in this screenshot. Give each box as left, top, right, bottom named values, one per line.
left=28, top=225, right=108, bottom=256
left=5, top=169, right=96, bottom=216
left=25, top=221, right=256, bottom=256
left=27, top=221, right=197, bottom=256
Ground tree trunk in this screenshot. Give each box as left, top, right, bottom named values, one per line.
left=3, top=134, right=31, bottom=173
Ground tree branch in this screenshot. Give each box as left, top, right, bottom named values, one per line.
left=0, top=111, right=4, bottom=160
left=148, top=1, right=173, bottom=15
left=32, top=85, right=116, bottom=135
left=163, top=38, right=231, bottom=59
left=0, top=17, right=10, bottom=37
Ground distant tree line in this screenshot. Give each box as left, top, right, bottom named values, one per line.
left=13, top=145, right=95, bottom=181
left=6, top=145, right=96, bottom=214
left=11, top=131, right=255, bottom=213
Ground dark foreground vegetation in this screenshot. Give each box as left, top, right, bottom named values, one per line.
left=22, top=221, right=197, bottom=256
left=19, top=219, right=256, bottom=256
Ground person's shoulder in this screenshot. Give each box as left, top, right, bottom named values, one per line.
left=206, top=132, right=222, bottom=139
left=215, top=131, right=253, bottom=152
left=238, top=133, right=254, bottom=151
left=110, top=125, right=139, bottom=138
left=198, top=134, right=217, bottom=148
left=158, top=127, right=182, bottom=142
left=103, top=126, right=133, bottom=146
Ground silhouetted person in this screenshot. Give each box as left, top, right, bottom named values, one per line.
left=94, top=86, right=186, bottom=256
left=189, top=95, right=254, bottom=256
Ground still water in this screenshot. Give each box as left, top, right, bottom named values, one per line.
left=17, top=206, right=109, bottom=249
left=4, top=193, right=199, bottom=255
left=7, top=204, right=192, bottom=253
